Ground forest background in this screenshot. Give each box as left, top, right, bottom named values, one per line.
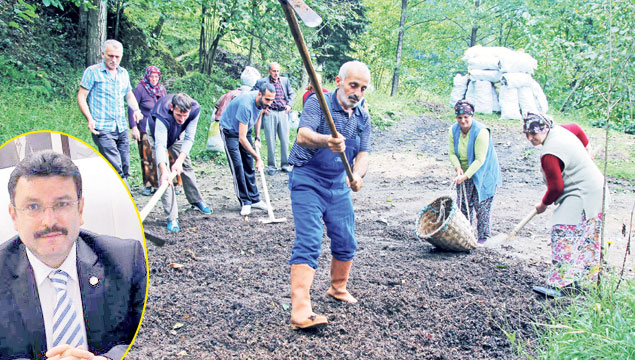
left=0, top=0, right=633, bottom=159
left=0, top=0, right=634, bottom=358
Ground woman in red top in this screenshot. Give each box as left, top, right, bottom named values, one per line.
left=523, top=113, right=606, bottom=298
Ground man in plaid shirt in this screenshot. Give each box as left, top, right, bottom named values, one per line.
left=77, top=39, right=143, bottom=187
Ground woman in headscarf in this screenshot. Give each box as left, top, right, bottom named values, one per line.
left=129, top=66, right=167, bottom=196
left=523, top=112, right=606, bottom=297
left=448, top=100, right=502, bottom=244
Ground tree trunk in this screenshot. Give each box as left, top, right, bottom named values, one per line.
left=469, top=0, right=480, bottom=47
left=114, top=0, right=123, bottom=40
left=78, top=4, right=88, bottom=60
left=199, top=3, right=207, bottom=73
left=390, top=0, right=407, bottom=97
left=153, top=15, right=166, bottom=39
left=86, top=0, right=107, bottom=67
left=246, top=0, right=257, bottom=67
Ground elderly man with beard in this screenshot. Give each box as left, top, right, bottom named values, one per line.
left=219, top=83, right=276, bottom=216
left=286, top=61, right=371, bottom=330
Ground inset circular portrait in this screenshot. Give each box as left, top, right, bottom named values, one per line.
left=0, top=131, right=148, bottom=360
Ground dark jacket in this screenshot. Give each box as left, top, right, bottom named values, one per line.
left=0, top=230, right=147, bottom=360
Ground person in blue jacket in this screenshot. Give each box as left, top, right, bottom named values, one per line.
left=448, top=100, right=502, bottom=244
left=286, top=61, right=371, bottom=330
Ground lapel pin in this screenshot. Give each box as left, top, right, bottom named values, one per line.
left=89, top=276, right=99, bottom=286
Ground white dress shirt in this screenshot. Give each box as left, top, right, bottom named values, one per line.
left=25, top=242, right=88, bottom=351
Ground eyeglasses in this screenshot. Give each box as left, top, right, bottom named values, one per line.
left=13, top=200, right=80, bottom=218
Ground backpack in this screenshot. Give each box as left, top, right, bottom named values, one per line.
left=214, top=88, right=242, bottom=121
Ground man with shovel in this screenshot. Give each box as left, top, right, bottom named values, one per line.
left=219, top=83, right=276, bottom=216
left=286, top=60, right=371, bottom=330
left=148, top=92, right=212, bottom=233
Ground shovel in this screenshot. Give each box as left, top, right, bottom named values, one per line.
left=484, top=208, right=538, bottom=247
left=255, top=146, right=287, bottom=224
left=279, top=0, right=355, bottom=184
left=139, top=170, right=178, bottom=246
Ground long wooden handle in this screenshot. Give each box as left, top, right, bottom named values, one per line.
left=139, top=170, right=178, bottom=222
left=509, top=208, right=538, bottom=238
left=279, top=0, right=354, bottom=182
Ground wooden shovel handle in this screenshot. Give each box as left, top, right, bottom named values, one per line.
left=279, top=0, right=354, bottom=182
left=509, top=208, right=538, bottom=238
left=139, top=170, right=178, bottom=222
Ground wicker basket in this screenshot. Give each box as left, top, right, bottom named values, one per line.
left=415, top=196, right=477, bottom=251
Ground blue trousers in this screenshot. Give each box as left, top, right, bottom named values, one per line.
left=288, top=166, right=357, bottom=269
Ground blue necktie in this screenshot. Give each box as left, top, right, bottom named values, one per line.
left=49, top=269, right=86, bottom=348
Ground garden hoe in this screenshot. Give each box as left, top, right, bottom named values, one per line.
left=485, top=208, right=538, bottom=248
left=139, top=170, right=178, bottom=246
left=256, top=146, right=287, bottom=224
left=280, top=0, right=355, bottom=184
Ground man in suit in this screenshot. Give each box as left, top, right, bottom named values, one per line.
left=0, top=150, right=147, bottom=360
left=253, top=62, right=296, bottom=175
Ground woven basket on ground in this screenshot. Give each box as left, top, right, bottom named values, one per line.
left=415, top=196, right=477, bottom=251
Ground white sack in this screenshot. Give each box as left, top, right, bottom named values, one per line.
left=473, top=80, right=494, bottom=114
left=206, top=112, right=224, bottom=152
left=491, top=84, right=501, bottom=112
left=499, top=51, right=537, bottom=74
left=463, top=45, right=514, bottom=61
left=449, top=73, right=469, bottom=106
left=530, top=79, right=549, bottom=113
left=499, top=86, right=522, bottom=120
left=501, top=72, right=533, bottom=88
left=469, top=69, right=502, bottom=83
left=518, top=86, right=539, bottom=115
left=467, top=55, right=500, bottom=70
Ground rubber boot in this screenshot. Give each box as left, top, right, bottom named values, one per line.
left=326, top=258, right=358, bottom=303
left=290, top=264, right=328, bottom=330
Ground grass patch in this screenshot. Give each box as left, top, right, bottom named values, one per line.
left=515, top=277, right=635, bottom=359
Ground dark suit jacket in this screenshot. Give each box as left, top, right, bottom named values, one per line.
left=0, top=230, right=147, bottom=360
left=253, top=76, right=295, bottom=107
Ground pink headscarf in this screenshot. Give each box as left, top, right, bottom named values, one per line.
left=140, top=66, right=166, bottom=101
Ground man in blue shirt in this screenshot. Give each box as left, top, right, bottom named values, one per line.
left=77, top=39, right=143, bottom=188
left=219, top=84, right=275, bottom=216
left=286, top=61, right=371, bottom=330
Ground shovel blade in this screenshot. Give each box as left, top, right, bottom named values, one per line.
left=144, top=230, right=166, bottom=247
left=481, top=233, right=508, bottom=248
left=260, top=217, right=288, bottom=224
left=286, top=0, right=322, bottom=27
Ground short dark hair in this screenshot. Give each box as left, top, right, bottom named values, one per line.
left=8, top=150, right=82, bottom=205
left=172, top=93, right=194, bottom=112
left=259, top=83, right=275, bottom=95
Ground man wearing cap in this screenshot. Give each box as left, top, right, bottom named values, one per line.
left=0, top=150, right=147, bottom=360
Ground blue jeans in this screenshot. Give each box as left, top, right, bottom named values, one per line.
left=92, top=130, right=130, bottom=181
left=288, top=166, right=357, bottom=269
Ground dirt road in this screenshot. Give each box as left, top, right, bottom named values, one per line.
left=128, top=104, right=633, bottom=359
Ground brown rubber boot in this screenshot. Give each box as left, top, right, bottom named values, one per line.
left=326, top=258, right=358, bottom=303
left=290, top=264, right=328, bottom=330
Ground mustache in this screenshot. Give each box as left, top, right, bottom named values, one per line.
left=348, top=94, right=360, bottom=102
left=35, top=225, right=68, bottom=239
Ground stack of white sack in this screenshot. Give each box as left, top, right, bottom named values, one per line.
left=449, top=45, right=549, bottom=120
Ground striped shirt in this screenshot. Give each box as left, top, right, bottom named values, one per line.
left=80, top=61, right=132, bottom=132
left=288, top=90, right=371, bottom=167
